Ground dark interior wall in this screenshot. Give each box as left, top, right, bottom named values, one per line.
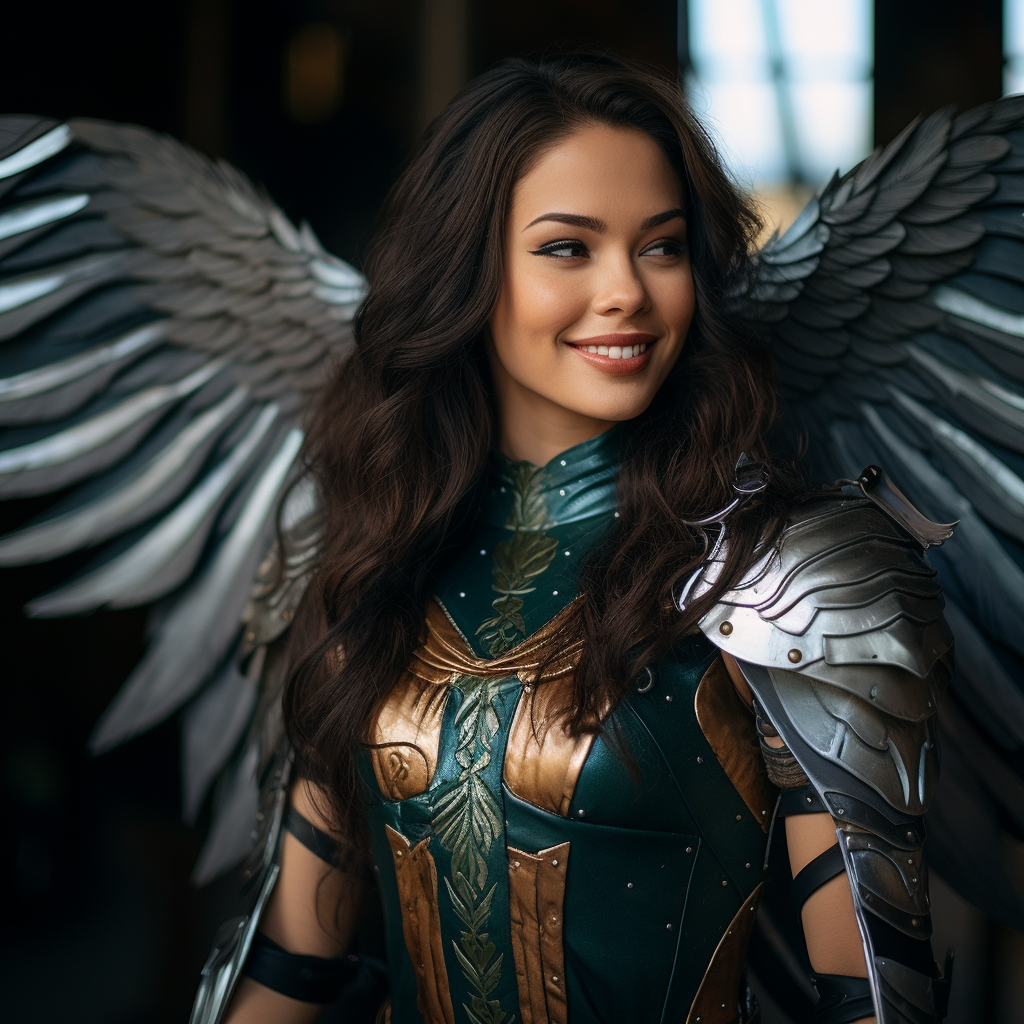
left=874, top=0, right=1003, bottom=146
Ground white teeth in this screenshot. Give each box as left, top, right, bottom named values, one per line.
left=579, top=341, right=650, bottom=358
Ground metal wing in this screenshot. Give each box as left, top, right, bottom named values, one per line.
left=0, top=116, right=358, bottom=878
left=739, top=96, right=1024, bottom=930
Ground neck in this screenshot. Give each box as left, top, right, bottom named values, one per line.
left=493, top=375, right=617, bottom=467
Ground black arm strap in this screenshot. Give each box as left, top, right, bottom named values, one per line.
left=285, top=805, right=337, bottom=864
left=813, top=973, right=874, bottom=1024
left=778, top=782, right=827, bottom=816
left=244, top=931, right=357, bottom=1003
left=791, top=843, right=847, bottom=911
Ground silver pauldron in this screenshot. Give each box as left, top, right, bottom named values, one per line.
left=698, top=496, right=954, bottom=1024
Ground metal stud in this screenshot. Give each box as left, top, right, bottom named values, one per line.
left=788, top=649, right=802, bottom=663
left=735, top=814, right=742, bottom=821
left=745, top=863, right=751, bottom=869
left=559, top=489, right=565, bottom=496
left=721, top=879, right=728, bottom=887
left=686, top=847, right=692, bottom=853
left=552, top=975, right=559, bottom=983
left=666, top=923, right=673, bottom=930
left=719, top=621, right=733, bottom=635
left=696, top=756, right=703, bottom=763
left=577, top=809, right=585, bottom=818
left=627, top=882, right=634, bottom=889
left=552, top=859, right=559, bottom=866
left=665, top=694, right=673, bottom=702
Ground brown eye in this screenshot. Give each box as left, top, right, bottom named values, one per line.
left=530, top=239, right=589, bottom=259
left=642, top=239, right=687, bottom=258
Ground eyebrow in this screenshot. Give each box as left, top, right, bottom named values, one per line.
left=522, top=208, right=686, bottom=232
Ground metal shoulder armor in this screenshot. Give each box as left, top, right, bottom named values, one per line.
left=700, top=496, right=954, bottom=1024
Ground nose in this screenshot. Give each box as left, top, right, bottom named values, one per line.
left=593, top=252, right=649, bottom=317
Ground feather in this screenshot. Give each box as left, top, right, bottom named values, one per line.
left=25, top=404, right=278, bottom=611
left=87, top=428, right=302, bottom=752
left=181, top=658, right=258, bottom=823
left=0, top=386, right=249, bottom=563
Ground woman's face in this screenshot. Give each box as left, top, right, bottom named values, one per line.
left=488, top=122, right=696, bottom=464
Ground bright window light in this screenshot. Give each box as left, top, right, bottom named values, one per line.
left=1006, top=0, right=1024, bottom=94
left=686, top=0, right=874, bottom=190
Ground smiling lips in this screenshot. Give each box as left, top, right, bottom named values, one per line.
left=566, top=333, right=658, bottom=376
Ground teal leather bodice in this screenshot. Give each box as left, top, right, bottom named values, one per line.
left=358, top=430, right=771, bottom=1024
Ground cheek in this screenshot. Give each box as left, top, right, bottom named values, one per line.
left=653, top=271, right=697, bottom=337
left=494, top=261, right=587, bottom=360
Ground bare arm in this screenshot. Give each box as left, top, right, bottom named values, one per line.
left=722, top=653, right=875, bottom=1024
left=223, top=780, right=363, bottom=1024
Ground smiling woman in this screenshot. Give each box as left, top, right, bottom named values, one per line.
left=488, top=124, right=695, bottom=463
left=202, top=51, right=949, bottom=1024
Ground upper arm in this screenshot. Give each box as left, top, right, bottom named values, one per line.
left=259, top=779, right=362, bottom=957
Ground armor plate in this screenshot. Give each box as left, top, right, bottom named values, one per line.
left=700, top=496, right=953, bottom=1024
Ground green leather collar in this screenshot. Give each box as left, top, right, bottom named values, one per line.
left=479, top=425, right=622, bottom=528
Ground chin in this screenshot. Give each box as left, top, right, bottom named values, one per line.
left=564, top=389, right=659, bottom=424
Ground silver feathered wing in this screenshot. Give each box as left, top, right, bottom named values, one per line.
left=0, top=116, right=361, bottom=881
left=735, top=95, right=1024, bottom=936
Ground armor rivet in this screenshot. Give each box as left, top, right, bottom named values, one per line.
left=553, top=590, right=559, bottom=596
left=524, top=685, right=531, bottom=693
left=722, top=1004, right=726, bottom=1010
left=788, top=649, right=802, bottom=663
left=912, top=878, right=918, bottom=884
left=628, top=882, right=634, bottom=889
left=908, top=858, right=914, bottom=864
left=745, top=863, right=751, bottom=869
left=837, top=808, right=844, bottom=815
left=551, top=916, right=558, bottom=924
left=514, top=861, right=521, bottom=868
left=806, top=796, right=812, bottom=804
left=559, top=489, right=565, bottom=496
left=577, top=809, right=585, bottom=818
left=459, top=592, right=465, bottom=598
left=761, top=809, right=766, bottom=815
left=480, top=549, right=486, bottom=556
left=552, top=975, right=559, bottom=983
left=666, top=694, right=673, bottom=702
left=666, top=923, right=673, bottom=930
left=552, top=859, right=559, bottom=866
left=722, top=879, right=728, bottom=887
left=396, top=850, right=403, bottom=858
left=735, top=814, right=742, bottom=821
left=686, top=847, right=693, bottom=853
left=697, top=756, right=703, bottom=763
left=907, top=831, right=914, bottom=840
left=719, top=621, right=733, bottom=635
left=870, top=685, right=878, bottom=699
left=911, top=918, right=919, bottom=927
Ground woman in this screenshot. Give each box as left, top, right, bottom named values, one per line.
left=220, top=53, right=949, bottom=1024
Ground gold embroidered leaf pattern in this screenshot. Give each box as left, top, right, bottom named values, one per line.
left=431, top=673, right=517, bottom=1024
left=477, top=464, right=557, bottom=656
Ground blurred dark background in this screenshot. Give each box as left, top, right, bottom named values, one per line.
left=0, top=1, right=1019, bottom=1022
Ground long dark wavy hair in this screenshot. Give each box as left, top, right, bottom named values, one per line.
left=285, top=51, right=805, bottom=846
